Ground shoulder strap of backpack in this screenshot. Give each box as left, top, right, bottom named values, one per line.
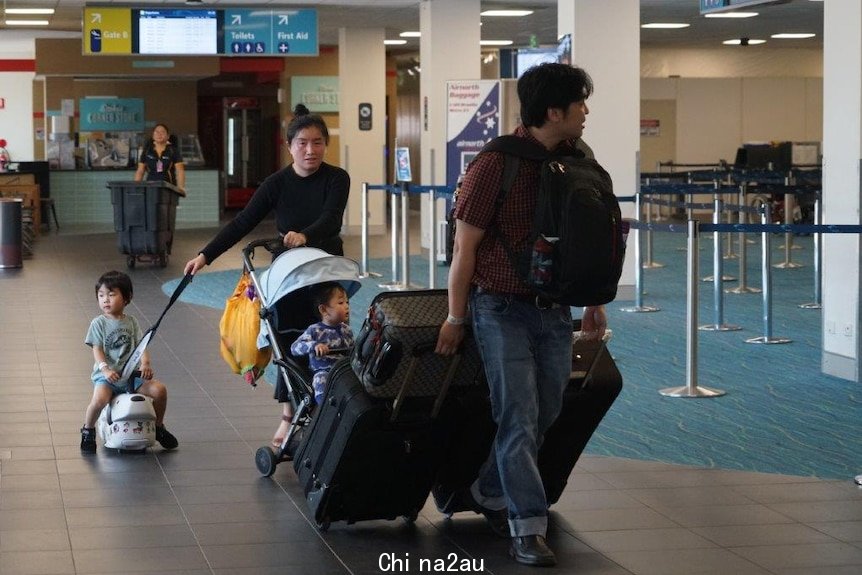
left=477, top=135, right=549, bottom=214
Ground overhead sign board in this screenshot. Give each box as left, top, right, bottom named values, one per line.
left=699, top=0, right=788, bottom=14
left=83, top=7, right=132, bottom=54
left=82, top=7, right=317, bottom=56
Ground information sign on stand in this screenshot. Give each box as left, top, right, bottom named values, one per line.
left=395, top=148, right=412, bottom=183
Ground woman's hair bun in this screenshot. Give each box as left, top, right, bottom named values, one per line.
left=293, top=103, right=310, bottom=116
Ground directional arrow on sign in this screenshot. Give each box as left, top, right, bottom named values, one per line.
left=278, top=15, right=289, bottom=25
left=91, top=13, right=102, bottom=24
left=232, top=15, right=241, bottom=25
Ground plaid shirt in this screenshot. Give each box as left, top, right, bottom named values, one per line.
left=454, top=125, right=583, bottom=295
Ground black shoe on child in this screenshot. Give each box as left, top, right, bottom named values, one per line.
left=510, top=535, right=557, bottom=567
left=155, top=425, right=178, bottom=450
left=80, top=426, right=97, bottom=453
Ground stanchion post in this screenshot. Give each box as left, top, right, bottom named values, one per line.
left=400, top=181, right=411, bottom=289
left=620, top=216, right=659, bottom=313
left=723, top=174, right=738, bottom=260
left=726, top=184, right=761, bottom=295
left=642, top=183, right=664, bottom=269
left=700, top=197, right=742, bottom=332
left=774, top=188, right=803, bottom=269
left=746, top=203, right=792, bottom=344
left=799, top=195, right=822, bottom=309
left=378, top=186, right=402, bottom=289
left=428, top=187, right=437, bottom=289
left=359, top=183, right=381, bottom=279
left=660, top=220, right=725, bottom=398
left=702, top=180, right=736, bottom=283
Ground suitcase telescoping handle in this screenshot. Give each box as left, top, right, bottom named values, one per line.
left=390, top=341, right=462, bottom=421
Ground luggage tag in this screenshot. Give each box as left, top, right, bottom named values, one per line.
left=156, top=159, right=164, bottom=173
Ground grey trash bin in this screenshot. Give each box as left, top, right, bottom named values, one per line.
left=0, top=197, right=23, bottom=269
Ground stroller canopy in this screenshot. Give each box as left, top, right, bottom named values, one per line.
left=257, top=247, right=362, bottom=307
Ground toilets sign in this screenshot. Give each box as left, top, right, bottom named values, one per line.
left=223, top=9, right=318, bottom=56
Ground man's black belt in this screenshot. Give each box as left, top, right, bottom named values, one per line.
left=474, top=286, right=561, bottom=310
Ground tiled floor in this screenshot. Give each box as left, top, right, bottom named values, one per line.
left=1, top=220, right=861, bottom=575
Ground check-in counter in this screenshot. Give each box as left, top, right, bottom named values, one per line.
left=49, top=169, right=221, bottom=229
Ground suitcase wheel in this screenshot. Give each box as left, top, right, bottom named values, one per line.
left=316, top=517, right=331, bottom=532
left=402, top=511, right=419, bottom=524
left=255, top=446, right=279, bottom=477
left=127, top=256, right=136, bottom=269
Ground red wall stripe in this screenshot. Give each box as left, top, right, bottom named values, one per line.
left=0, top=59, right=36, bottom=72
left=33, top=112, right=45, bottom=119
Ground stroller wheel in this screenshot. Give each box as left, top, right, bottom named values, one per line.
left=255, top=446, right=279, bottom=477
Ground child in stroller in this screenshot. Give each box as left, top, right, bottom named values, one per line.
left=289, top=282, right=355, bottom=405
left=239, top=240, right=361, bottom=476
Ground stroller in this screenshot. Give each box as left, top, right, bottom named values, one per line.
left=239, top=239, right=361, bottom=477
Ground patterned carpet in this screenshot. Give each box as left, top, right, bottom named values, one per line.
left=163, top=230, right=861, bottom=480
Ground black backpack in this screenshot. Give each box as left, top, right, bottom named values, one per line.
left=477, top=135, right=626, bottom=307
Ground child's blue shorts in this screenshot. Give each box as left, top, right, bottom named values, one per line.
left=93, top=373, right=145, bottom=395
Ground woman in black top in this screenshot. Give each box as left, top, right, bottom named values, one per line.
left=184, top=104, right=350, bottom=446
left=134, top=123, right=185, bottom=189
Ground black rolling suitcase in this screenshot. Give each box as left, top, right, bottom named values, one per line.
left=433, top=333, right=622, bottom=515
left=294, top=290, right=485, bottom=531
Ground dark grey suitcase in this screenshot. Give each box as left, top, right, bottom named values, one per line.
left=432, top=334, right=622, bottom=515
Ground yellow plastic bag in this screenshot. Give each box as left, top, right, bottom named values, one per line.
left=219, top=270, right=272, bottom=386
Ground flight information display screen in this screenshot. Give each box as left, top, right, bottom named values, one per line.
left=136, top=9, right=219, bottom=55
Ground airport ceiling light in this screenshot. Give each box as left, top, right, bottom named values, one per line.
left=399, top=31, right=421, bottom=37
left=480, top=10, right=533, bottom=17
left=642, top=23, right=690, bottom=29
left=705, top=12, right=759, bottom=18
left=771, top=33, right=816, bottom=39
left=4, top=8, right=54, bottom=15
left=480, top=40, right=513, bottom=46
left=4, top=19, right=50, bottom=26
left=723, top=38, right=766, bottom=45
left=384, top=39, right=407, bottom=45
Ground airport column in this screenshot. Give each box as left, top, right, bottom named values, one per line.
left=419, top=0, right=481, bottom=250
left=338, top=27, right=387, bottom=236
left=561, top=0, right=640, bottom=301
left=822, top=2, right=862, bottom=382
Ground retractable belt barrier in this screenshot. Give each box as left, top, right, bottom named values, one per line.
left=360, top=182, right=455, bottom=291
left=624, top=218, right=862, bottom=399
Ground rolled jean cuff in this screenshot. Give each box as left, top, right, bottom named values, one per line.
left=470, top=482, right=506, bottom=512
left=510, top=515, right=547, bottom=538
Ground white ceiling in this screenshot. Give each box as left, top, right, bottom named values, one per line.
left=1, top=0, right=824, bottom=50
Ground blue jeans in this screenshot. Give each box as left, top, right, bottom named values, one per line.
left=469, top=289, right=573, bottom=538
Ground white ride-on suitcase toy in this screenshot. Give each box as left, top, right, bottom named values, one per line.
left=97, top=391, right=157, bottom=451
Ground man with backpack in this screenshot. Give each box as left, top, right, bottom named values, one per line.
left=435, top=63, right=610, bottom=567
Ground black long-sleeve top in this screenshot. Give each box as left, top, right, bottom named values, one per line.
left=199, top=162, right=350, bottom=263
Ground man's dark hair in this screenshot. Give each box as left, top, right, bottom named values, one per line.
left=517, top=63, right=593, bottom=128
left=95, top=270, right=133, bottom=304
left=311, top=282, right=346, bottom=319
left=286, top=103, right=330, bottom=145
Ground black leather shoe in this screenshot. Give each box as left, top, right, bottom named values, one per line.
left=510, top=535, right=556, bottom=567
left=459, top=488, right=510, bottom=538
